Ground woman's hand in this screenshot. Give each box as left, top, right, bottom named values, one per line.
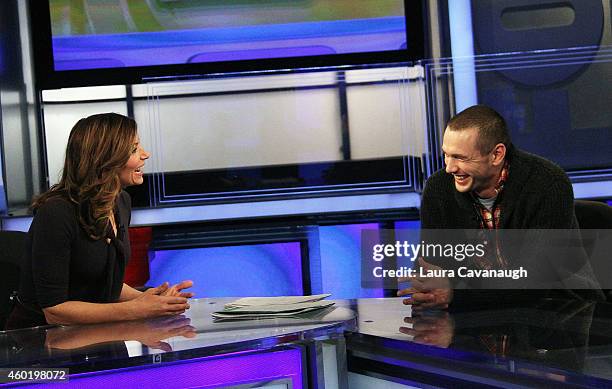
left=44, top=315, right=196, bottom=350
left=148, top=280, right=195, bottom=299
left=128, top=291, right=190, bottom=319
left=132, top=315, right=196, bottom=351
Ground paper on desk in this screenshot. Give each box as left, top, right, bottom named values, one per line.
left=212, top=300, right=335, bottom=320
left=224, top=294, right=331, bottom=309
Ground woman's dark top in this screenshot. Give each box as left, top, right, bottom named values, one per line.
left=5, top=191, right=131, bottom=329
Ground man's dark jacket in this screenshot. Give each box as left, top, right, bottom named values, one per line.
left=420, top=145, right=578, bottom=230
left=419, top=145, right=602, bottom=305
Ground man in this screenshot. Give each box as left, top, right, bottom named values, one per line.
left=398, top=105, right=597, bottom=308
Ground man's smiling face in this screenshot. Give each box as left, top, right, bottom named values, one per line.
left=442, top=127, right=499, bottom=197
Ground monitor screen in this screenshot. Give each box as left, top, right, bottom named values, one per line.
left=31, top=0, right=424, bottom=88
left=148, top=242, right=306, bottom=297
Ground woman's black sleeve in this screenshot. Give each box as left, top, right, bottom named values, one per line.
left=30, top=201, right=77, bottom=308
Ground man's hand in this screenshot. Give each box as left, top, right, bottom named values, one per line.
left=397, top=258, right=452, bottom=310
left=399, top=311, right=454, bottom=348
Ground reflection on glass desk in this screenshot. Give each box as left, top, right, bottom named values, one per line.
left=1, top=297, right=612, bottom=388
left=349, top=297, right=612, bottom=388
left=0, top=298, right=355, bottom=388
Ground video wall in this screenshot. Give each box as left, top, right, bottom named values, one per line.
left=48, top=0, right=407, bottom=71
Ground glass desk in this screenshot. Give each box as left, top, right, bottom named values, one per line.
left=347, top=297, right=612, bottom=388
left=1, top=297, right=611, bottom=388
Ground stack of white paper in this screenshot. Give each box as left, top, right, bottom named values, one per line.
left=212, top=294, right=334, bottom=320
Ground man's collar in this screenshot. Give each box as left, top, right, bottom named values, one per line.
left=495, top=145, right=531, bottom=225
left=493, top=160, right=509, bottom=196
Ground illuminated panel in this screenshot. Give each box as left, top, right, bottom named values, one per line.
left=48, top=0, right=406, bottom=71
left=148, top=242, right=303, bottom=297
left=394, top=220, right=421, bottom=230
left=422, top=46, right=612, bottom=179
left=15, top=348, right=302, bottom=388
left=319, top=223, right=384, bottom=298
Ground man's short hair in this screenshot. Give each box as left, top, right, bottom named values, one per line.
left=445, top=105, right=511, bottom=155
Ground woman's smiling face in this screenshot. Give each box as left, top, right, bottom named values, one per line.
left=119, top=135, right=150, bottom=187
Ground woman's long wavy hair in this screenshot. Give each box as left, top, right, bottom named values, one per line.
left=32, top=113, right=137, bottom=239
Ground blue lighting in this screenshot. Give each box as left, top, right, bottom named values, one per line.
left=318, top=223, right=384, bottom=298
left=53, top=16, right=406, bottom=70
left=46, top=348, right=303, bottom=388
left=394, top=220, right=421, bottom=230
left=573, top=181, right=612, bottom=199
left=0, top=184, right=7, bottom=215
left=131, top=193, right=420, bottom=226
left=448, top=0, right=478, bottom=110
left=148, top=243, right=303, bottom=297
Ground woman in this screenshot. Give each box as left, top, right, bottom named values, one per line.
left=6, top=113, right=193, bottom=330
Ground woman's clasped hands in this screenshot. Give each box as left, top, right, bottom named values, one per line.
left=130, top=280, right=195, bottom=319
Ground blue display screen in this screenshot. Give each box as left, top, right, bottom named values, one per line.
left=49, top=0, right=407, bottom=71
left=148, top=242, right=304, bottom=297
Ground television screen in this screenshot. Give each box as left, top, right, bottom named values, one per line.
left=149, top=242, right=306, bottom=297
left=31, top=0, right=424, bottom=88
